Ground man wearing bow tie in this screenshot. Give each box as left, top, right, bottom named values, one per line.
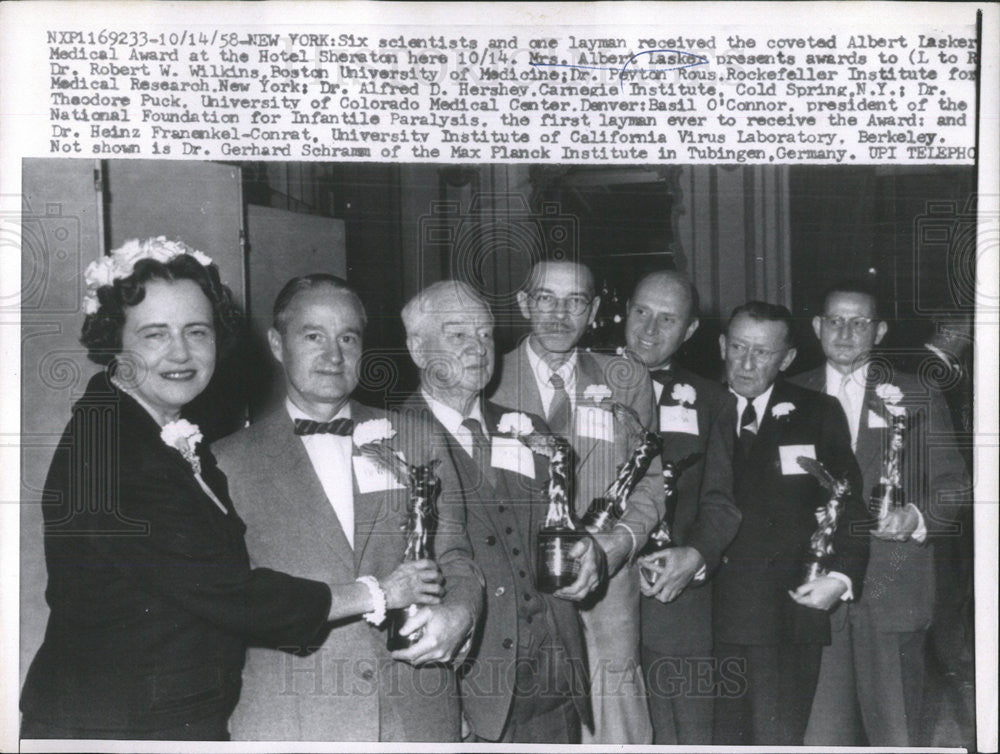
left=793, top=282, right=972, bottom=747
left=491, top=260, right=663, bottom=744
left=624, top=271, right=741, bottom=745
left=399, top=280, right=591, bottom=743
left=214, top=275, right=482, bottom=741
left=712, top=301, right=869, bottom=746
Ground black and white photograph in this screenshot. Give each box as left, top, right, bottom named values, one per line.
left=12, top=157, right=983, bottom=748
left=2, top=2, right=997, bottom=752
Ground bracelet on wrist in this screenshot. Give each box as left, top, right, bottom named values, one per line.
left=356, top=575, right=387, bottom=627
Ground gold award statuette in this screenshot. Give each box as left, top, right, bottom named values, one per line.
left=517, top=432, right=582, bottom=593
left=360, top=442, right=441, bottom=651
left=869, top=386, right=907, bottom=521
left=581, top=401, right=663, bottom=533
left=638, top=452, right=703, bottom=589
left=797, top=456, right=850, bottom=586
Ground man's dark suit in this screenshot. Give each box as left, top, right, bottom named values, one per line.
left=640, top=368, right=741, bottom=744
left=20, top=372, right=332, bottom=739
left=793, top=367, right=971, bottom=746
left=399, top=394, right=590, bottom=743
left=712, top=379, right=870, bottom=746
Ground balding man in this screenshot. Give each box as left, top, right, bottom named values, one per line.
left=625, top=271, right=741, bottom=745
left=399, top=280, right=591, bottom=743
left=491, top=260, right=663, bottom=744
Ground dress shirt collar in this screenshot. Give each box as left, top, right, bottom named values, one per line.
left=729, top=383, right=774, bottom=430
left=525, top=338, right=578, bottom=393
left=825, top=360, right=869, bottom=395
left=286, top=398, right=351, bottom=424
left=421, top=389, right=486, bottom=455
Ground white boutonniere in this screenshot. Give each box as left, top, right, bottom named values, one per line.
left=875, top=383, right=906, bottom=417
left=771, top=402, right=796, bottom=419
left=353, top=418, right=397, bottom=447
left=161, top=419, right=204, bottom=474
left=671, top=383, right=697, bottom=406
left=498, top=412, right=534, bottom=437
left=583, top=384, right=613, bottom=403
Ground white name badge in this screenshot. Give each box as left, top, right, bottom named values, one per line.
left=779, top=444, right=817, bottom=475
left=491, top=436, right=535, bottom=479
left=868, top=409, right=888, bottom=428
left=352, top=454, right=406, bottom=494
left=576, top=405, right=614, bottom=442
left=660, top=405, right=699, bottom=436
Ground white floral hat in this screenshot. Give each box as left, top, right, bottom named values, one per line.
left=83, top=237, right=214, bottom=314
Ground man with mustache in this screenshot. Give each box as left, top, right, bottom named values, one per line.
left=399, top=280, right=591, bottom=743
left=215, top=275, right=481, bottom=741
left=491, top=260, right=663, bottom=744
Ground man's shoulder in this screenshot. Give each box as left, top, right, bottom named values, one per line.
left=776, top=379, right=838, bottom=415
left=674, top=367, right=727, bottom=403
left=578, top=349, right=650, bottom=394
left=213, top=407, right=287, bottom=457
left=787, top=365, right=825, bottom=390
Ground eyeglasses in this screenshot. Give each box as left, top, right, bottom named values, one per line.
left=530, top=291, right=593, bottom=316
left=727, top=340, right=786, bottom=362
left=823, top=315, right=876, bottom=333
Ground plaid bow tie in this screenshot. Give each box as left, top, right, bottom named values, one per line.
left=293, top=418, right=354, bottom=436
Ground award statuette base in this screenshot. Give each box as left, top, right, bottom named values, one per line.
left=386, top=603, right=423, bottom=651
left=537, top=526, right=584, bottom=593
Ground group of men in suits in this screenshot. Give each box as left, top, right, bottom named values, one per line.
left=210, top=261, right=971, bottom=746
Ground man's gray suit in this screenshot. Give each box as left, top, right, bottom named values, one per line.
left=794, top=367, right=970, bottom=746
left=214, top=400, right=483, bottom=741
left=491, top=341, right=663, bottom=744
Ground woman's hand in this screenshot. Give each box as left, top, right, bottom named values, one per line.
left=381, top=559, right=444, bottom=609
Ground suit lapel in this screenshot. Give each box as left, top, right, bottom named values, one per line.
left=259, top=411, right=356, bottom=574
left=351, top=401, right=405, bottom=575
left=855, top=376, right=885, bottom=481
left=515, top=344, right=547, bottom=419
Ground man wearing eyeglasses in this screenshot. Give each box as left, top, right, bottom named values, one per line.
left=712, top=301, right=869, bottom=746
left=491, top=260, right=663, bottom=744
left=792, top=281, right=971, bottom=748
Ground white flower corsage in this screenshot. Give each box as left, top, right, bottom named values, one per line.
left=161, top=419, right=204, bottom=475
left=671, top=383, right=697, bottom=406
left=875, top=383, right=906, bottom=417
left=771, top=402, right=796, bottom=419
left=353, top=418, right=397, bottom=447
left=83, top=237, right=214, bottom=314
left=583, top=384, right=613, bottom=403
left=498, top=412, right=534, bottom=437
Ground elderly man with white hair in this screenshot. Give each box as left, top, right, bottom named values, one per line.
left=397, top=280, right=592, bottom=744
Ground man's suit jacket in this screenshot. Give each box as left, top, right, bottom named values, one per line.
left=641, top=368, right=742, bottom=656
left=398, top=394, right=590, bottom=741
left=491, top=343, right=664, bottom=548
left=214, top=400, right=483, bottom=742
left=791, top=366, right=971, bottom=632
left=20, top=372, right=332, bottom=736
left=713, top=380, right=870, bottom=647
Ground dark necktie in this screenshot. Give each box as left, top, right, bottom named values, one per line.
left=294, top=417, right=354, bottom=436
left=548, top=373, right=571, bottom=436
left=739, top=401, right=757, bottom=458
left=461, top=417, right=496, bottom=488
left=650, top=368, right=673, bottom=387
